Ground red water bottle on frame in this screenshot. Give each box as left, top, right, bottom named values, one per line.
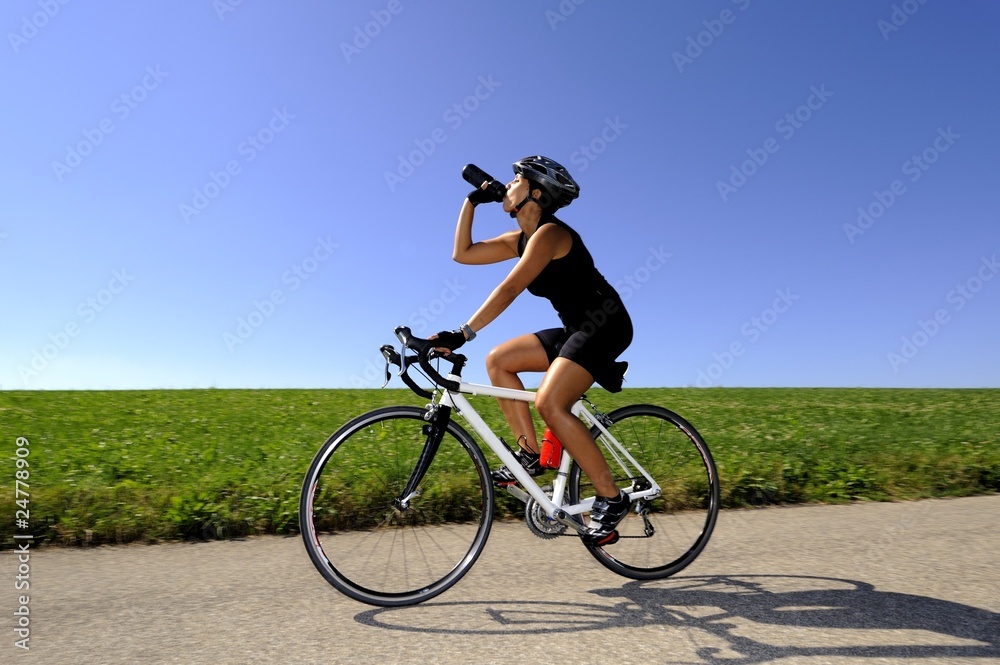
left=539, top=426, right=563, bottom=469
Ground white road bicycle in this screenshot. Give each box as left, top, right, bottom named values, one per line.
left=300, top=326, right=719, bottom=607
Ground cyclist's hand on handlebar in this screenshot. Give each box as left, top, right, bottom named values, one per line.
left=429, top=329, right=466, bottom=353
left=467, top=187, right=504, bottom=207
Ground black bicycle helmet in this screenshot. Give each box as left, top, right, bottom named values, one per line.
left=512, top=155, right=580, bottom=211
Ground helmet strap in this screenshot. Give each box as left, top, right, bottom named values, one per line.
left=509, top=193, right=540, bottom=218
left=511, top=181, right=545, bottom=215
left=514, top=194, right=538, bottom=212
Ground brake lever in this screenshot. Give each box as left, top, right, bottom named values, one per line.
left=391, top=325, right=461, bottom=393
left=379, top=344, right=401, bottom=388
left=379, top=343, right=432, bottom=396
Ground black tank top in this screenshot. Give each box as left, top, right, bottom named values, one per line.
left=517, top=217, right=625, bottom=330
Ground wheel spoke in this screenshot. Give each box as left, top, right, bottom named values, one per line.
left=300, top=407, right=494, bottom=606
left=571, top=405, right=719, bottom=579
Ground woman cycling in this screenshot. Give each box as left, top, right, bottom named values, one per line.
left=432, top=155, right=634, bottom=544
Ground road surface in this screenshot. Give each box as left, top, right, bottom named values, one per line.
left=6, top=494, right=999, bottom=664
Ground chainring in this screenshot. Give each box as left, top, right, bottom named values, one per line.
left=524, top=485, right=569, bottom=539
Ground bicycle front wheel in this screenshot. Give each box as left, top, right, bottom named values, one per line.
left=570, top=404, right=719, bottom=579
left=300, top=406, right=494, bottom=606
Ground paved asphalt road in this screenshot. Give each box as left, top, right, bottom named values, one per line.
left=6, top=494, right=999, bottom=664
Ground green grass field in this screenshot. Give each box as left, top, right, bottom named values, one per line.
left=2, top=388, right=997, bottom=547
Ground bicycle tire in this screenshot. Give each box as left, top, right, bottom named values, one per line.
left=569, top=404, right=719, bottom=579
left=300, top=406, right=494, bottom=606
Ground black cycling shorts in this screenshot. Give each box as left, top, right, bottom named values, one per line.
left=533, top=310, right=633, bottom=392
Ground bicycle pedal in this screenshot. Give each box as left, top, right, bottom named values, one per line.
left=583, top=530, right=620, bottom=547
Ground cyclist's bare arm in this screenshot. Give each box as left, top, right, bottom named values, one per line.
left=466, top=224, right=565, bottom=332
left=453, top=200, right=520, bottom=265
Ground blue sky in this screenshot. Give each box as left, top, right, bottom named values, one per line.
left=2, top=0, right=998, bottom=390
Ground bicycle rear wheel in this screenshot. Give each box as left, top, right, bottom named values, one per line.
left=569, top=404, right=719, bottom=579
left=300, top=406, right=494, bottom=606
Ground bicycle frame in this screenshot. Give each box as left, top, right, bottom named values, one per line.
left=301, top=327, right=719, bottom=606
left=435, top=373, right=662, bottom=531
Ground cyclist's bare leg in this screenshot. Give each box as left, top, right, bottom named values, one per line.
left=535, top=358, right=619, bottom=498
left=485, top=334, right=550, bottom=453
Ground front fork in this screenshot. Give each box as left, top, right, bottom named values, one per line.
left=393, top=403, right=451, bottom=510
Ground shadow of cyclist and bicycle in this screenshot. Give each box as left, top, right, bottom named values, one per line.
left=355, top=574, right=999, bottom=663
